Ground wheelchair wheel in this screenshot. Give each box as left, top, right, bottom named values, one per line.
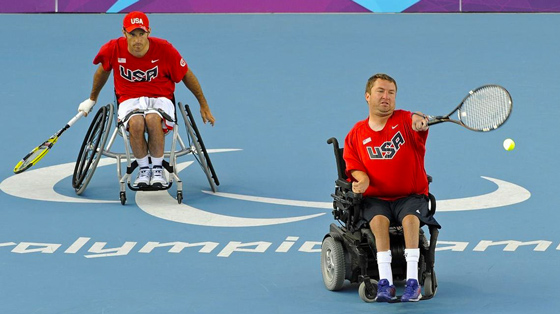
left=120, top=191, right=126, bottom=205
left=177, top=191, right=183, bottom=204
left=181, top=104, right=219, bottom=192
left=423, top=270, right=438, bottom=298
left=72, top=104, right=113, bottom=195
left=321, top=237, right=345, bottom=291
left=358, top=278, right=378, bottom=303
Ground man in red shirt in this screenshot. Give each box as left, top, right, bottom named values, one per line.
left=78, top=11, right=214, bottom=188
left=344, top=73, right=439, bottom=302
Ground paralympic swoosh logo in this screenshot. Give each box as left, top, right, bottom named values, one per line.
left=0, top=148, right=531, bottom=227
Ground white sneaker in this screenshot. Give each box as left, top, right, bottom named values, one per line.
left=150, top=166, right=168, bottom=188
left=133, top=167, right=151, bottom=187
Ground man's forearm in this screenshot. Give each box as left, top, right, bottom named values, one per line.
left=89, top=65, right=110, bottom=101
left=182, top=70, right=208, bottom=107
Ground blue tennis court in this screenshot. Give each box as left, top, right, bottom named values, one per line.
left=0, top=13, right=559, bottom=313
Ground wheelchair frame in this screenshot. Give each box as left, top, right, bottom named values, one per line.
left=321, top=137, right=439, bottom=302
left=71, top=102, right=219, bottom=205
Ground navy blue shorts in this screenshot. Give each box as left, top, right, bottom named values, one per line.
left=361, top=194, right=441, bottom=228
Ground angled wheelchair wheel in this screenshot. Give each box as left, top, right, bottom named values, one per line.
left=72, top=104, right=113, bottom=195
left=358, top=278, right=378, bottom=303
left=181, top=103, right=219, bottom=192
left=321, top=237, right=346, bottom=291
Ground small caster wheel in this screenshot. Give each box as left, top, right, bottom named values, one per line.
left=120, top=192, right=126, bottom=205
left=177, top=191, right=183, bottom=204
left=358, top=278, right=378, bottom=303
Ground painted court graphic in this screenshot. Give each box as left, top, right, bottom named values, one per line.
left=0, top=157, right=531, bottom=227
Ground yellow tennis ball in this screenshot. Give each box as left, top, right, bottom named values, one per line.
left=503, top=138, right=515, bottom=151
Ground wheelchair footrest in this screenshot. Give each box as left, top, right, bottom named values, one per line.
left=127, top=182, right=173, bottom=191
left=126, top=160, right=175, bottom=175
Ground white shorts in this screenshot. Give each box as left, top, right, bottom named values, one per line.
left=118, top=97, right=175, bottom=133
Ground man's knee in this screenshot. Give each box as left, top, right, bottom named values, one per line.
left=145, top=112, right=162, bottom=125
left=401, top=214, right=420, bottom=229
left=370, top=215, right=390, bottom=231
left=128, top=116, right=145, bottom=135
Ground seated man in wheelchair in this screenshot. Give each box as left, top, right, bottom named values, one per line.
left=77, top=11, right=214, bottom=188
left=342, top=73, right=440, bottom=302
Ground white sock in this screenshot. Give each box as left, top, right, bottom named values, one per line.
left=136, top=155, right=150, bottom=169
left=405, top=248, right=420, bottom=281
left=377, top=250, right=393, bottom=285
left=151, top=156, right=163, bottom=168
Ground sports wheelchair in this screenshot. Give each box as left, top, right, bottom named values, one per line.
left=321, top=137, right=439, bottom=302
left=71, top=100, right=219, bottom=205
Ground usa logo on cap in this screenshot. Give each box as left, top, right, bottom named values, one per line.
left=123, top=11, right=149, bottom=33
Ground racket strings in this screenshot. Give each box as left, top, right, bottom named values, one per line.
left=458, top=86, right=512, bottom=131
left=17, top=140, right=54, bottom=169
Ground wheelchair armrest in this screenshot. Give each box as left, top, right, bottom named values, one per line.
left=428, top=193, right=436, bottom=216
left=336, top=179, right=352, bottom=191
left=335, top=179, right=362, bottom=203
left=332, top=183, right=362, bottom=206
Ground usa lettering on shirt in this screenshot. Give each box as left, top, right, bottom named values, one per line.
left=366, top=131, right=405, bottom=159
left=119, top=65, right=159, bottom=82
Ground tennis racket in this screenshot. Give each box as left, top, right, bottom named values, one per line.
left=427, top=85, right=512, bottom=132
left=13, top=111, right=84, bottom=174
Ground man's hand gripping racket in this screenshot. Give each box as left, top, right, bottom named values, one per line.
left=427, top=84, right=513, bottom=132
left=13, top=111, right=85, bottom=174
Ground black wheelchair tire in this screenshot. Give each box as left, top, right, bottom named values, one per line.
left=72, top=104, right=112, bottom=194
left=423, top=270, right=437, bottom=298
left=321, top=237, right=346, bottom=291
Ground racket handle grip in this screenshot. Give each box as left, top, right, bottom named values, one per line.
left=67, top=111, right=85, bottom=127
left=427, top=115, right=443, bottom=126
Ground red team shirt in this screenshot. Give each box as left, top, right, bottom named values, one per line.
left=93, top=37, right=189, bottom=103
left=344, top=110, right=429, bottom=201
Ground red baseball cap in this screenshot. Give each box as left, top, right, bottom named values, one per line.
left=123, top=11, right=149, bottom=33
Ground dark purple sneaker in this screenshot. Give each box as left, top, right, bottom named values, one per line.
left=375, top=279, right=396, bottom=302
left=401, top=279, right=422, bottom=302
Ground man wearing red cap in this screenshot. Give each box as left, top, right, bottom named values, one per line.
left=78, top=11, right=215, bottom=188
